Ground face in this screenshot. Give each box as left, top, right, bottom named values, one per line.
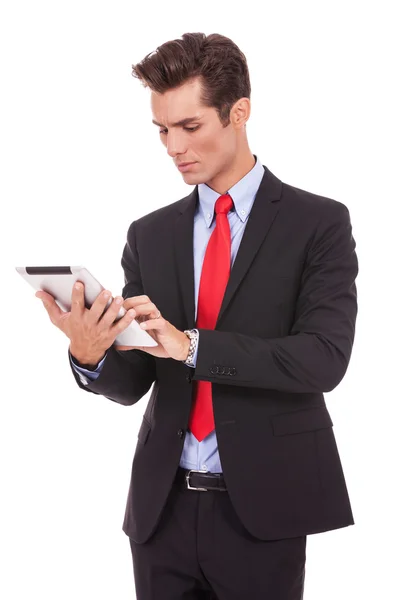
left=150, top=77, right=249, bottom=190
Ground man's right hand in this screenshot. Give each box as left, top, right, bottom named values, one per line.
left=35, top=282, right=136, bottom=366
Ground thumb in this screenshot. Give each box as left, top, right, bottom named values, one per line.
left=115, top=345, right=143, bottom=351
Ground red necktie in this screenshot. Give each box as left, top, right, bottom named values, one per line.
left=188, top=193, right=234, bottom=441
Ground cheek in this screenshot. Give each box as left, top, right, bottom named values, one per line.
left=196, top=131, right=225, bottom=155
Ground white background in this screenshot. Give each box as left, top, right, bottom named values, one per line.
left=1, top=1, right=399, bottom=598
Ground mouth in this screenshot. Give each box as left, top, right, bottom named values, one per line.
left=178, top=162, right=197, bottom=172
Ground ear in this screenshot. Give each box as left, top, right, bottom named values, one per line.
left=231, top=97, right=251, bottom=128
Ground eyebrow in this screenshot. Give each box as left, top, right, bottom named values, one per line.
left=152, top=116, right=202, bottom=128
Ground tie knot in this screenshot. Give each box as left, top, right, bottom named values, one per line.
left=215, top=194, right=233, bottom=215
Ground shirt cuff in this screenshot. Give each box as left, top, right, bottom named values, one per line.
left=69, top=351, right=107, bottom=384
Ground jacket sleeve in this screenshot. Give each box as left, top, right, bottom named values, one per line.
left=68, top=344, right=156, bottom=406
left=68, top=219, right=156, bottom=405
left=192, top=202, right=358, bottom=394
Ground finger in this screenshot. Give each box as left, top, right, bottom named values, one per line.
left=122, top=295, right=151, bottom=311
left=35, top=290, right=55, bottom=304
left=99, top=295, right=126, bottom=327
left=71, top=281, right=85, bottom=317
left=138, top=315, right=164, bottom=330
left=122, top=298, right=135, bottom=311
left=35, top=290, right=64, bottom=324
left=111, top=308, right=137, bottom=337
left=130, top=302, right=159, bottom=319
left=88, top=288, right=114, bottom=322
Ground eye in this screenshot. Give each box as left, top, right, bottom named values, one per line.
left=159, top=126, right=199, bottom=135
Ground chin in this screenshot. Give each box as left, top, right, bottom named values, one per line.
left=181, top=172, right=204, bottom=184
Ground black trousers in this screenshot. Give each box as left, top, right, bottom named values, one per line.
left=129, top=475, right=306, bottom=600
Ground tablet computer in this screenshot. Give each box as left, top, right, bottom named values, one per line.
left=15, top=265, right=158, bottom=347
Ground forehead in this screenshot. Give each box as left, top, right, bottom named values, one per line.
left=150, top=78, right=208, bottom=124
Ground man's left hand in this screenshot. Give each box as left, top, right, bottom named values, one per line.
left=114, top=295, right=190, bottom=362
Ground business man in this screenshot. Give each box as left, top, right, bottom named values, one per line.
left=36, top=32, right=358, bottom=600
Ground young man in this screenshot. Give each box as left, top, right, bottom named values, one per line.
left=37, top=32, right=358, bottom=600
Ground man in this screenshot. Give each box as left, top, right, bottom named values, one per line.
left=36, top=32, right=358, bottom=600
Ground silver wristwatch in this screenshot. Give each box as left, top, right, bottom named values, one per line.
left=183, top=329, right=199, bottom=366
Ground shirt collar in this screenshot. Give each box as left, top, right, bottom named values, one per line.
left=197, top=154, right=264, bottom=227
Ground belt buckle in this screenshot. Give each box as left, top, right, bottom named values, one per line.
left=185, top=469, right=208, bottom=491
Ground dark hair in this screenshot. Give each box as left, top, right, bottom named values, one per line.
left=131, top=32, right=251, bottom=127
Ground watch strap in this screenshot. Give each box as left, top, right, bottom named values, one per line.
left=183, top=329, right=199, bottom=366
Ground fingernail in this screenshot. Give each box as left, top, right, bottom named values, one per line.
left=74, top=283, right=81, bottom=290
left=140, top=322, right=147, bottom=328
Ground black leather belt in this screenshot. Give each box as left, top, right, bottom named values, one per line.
left=174, top=467, right=228, bottom=491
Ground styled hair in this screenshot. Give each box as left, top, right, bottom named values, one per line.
left=131, top=32, right=251, bottom=127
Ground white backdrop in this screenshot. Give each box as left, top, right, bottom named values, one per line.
left=1, top=1, right=399, bottom=598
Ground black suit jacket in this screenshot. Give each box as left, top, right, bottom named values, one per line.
left=70, top=164, right=358, bottom=544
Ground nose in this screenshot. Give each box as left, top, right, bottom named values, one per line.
left=166, top=131, right=187, bottom=158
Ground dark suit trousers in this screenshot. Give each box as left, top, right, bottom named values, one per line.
left=129, top=477, right=306, bottom=600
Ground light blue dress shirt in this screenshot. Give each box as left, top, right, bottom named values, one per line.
left=71, top=154, right=265, bottom=473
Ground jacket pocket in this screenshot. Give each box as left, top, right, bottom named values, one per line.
left=271, top=406, right=333, bottom=436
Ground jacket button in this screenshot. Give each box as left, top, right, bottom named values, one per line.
left=177, top=429, right=185, bottom=438
left=186, top=373, right=192, bottom=382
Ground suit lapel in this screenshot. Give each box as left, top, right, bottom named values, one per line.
left=173, top=164, right=283, bottom=329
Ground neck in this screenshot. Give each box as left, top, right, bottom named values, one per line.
left=205, top=149, right=256, bottom=195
